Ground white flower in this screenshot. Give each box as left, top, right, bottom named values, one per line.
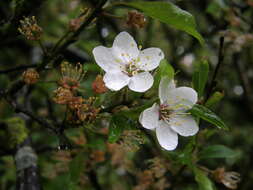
left=92, top=31, right=164, bottom=92
left=139, top=77, right=199, bottom=150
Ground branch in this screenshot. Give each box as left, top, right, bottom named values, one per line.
left=15, top=138, right=41, bottom=190
left=205, top=36, right=225, bottom=101
left=7, top=99, right=59, bottom=134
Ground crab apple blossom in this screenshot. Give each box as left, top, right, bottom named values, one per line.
left=92, top=31, right=164, bottom=92
left=139, top=77, right=199, bottom=150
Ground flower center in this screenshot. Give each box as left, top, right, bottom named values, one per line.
left=124, top=61, right=140, bottom=76
left=159, top=104, right=172, bottom=121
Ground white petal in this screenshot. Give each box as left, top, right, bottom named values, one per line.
left=138, top=48, right=164, bottom=71
left=103, top=72, right=130, bottom=91
left=128, top=72, right=154, bottom=92
left=159, top=77, right=176, bottom=104
left=139, top=103, right=159, bottom=130
left=167, top=87, right=198, bottom=110
left=93, top=46, right=121, bottom=73
left=112, top=32, right=139, bottom=63
left=156, top=120, right=178, bottom=151
left=169, top=115, right=199, bottom=137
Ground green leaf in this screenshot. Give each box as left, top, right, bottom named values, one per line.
left=199, top=145, right=238, bottom=160
left=193, top=60, right=209, bottom=98
left=194, top=167, right=215, bottom=190
left=119, top=1, right=204, bottom=45
left=189, top=104, right=228, bottom=130
left=205, top=91, right=224, bottom=107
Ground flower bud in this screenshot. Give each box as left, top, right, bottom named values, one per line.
left=126, top=11, right=146, bottom=28
left=22, top=68, right=39, bottom=84
left=92, top=75, right=107, bottom=94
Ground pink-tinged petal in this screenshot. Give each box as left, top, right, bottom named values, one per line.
left=138, top=48, right=164, bottom=71
left=139, top=103, right=159, bottom=130
left=112, top=32, right=139, bottom=63
left=159, top=77, right=176, bottom=104
left=156, top=120, right=178, bottom=151
left=103, top=72, right=130, bottom=91
left=92, top=46, right=121, bottom=73
left=169, top=115, right=199, bottom=137
left=167, top=87, right=198, bottom=110
left=128, top=72, right=154, bottom=92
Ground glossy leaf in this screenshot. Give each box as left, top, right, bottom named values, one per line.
left=189, top=104, right=228, bottom=130
left=199, top=145, right=238, bottom=160
left=194, top=167, right=215, bottom=190
left=193, top=60, right=209, bottom=98
left=119, top=1, right=204, bottom=45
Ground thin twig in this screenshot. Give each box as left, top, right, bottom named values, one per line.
left=205, top=36, right=225, bottom=102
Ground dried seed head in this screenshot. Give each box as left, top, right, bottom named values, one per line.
left=18, top=16, right=43, bottom=41
left=92, top=75, right=108, bottom=94
left=53, top=87, right=73, bottom=104
left=213, top=167, right=241, bottom=189
left=126, top=11, right=146, bottom=28
left=22, top=68, right=39, bottom=84
left=59, top=62, right=85, bottom=91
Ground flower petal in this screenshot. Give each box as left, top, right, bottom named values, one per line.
left=103, top=72, right=130, bottom=91
left=93, top=46, right=121, bottom=73
left=156, top=120, right=178, bottom=150
left=138, top=48, right=164, bottom=71
left=169, top=115, right=199, bottom=137
left=167, top=87, right=198, bottom=110
left=128, top=72, right=154, bottom=92
left=159, top=77, right=176, bottom=104
left=112, top=32, right=139, bottom=63
left=139, top=103, right=159, bottom=130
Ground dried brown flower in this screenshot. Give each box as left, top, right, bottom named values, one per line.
left=53, top=87, right=73, bottom=104
left=92, top=75, right=108, bottom=94
left=126, top=11, right=146, bottom=28
left=59, top=62, right=85, bottom=91
left=22, top=68, right=39, bottom=84
left=213, top=167, right=241, bottom=189
left=18, top=16, right=43, bottom=41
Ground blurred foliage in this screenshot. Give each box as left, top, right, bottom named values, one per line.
left=1, top=0, right=253, bottom=189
